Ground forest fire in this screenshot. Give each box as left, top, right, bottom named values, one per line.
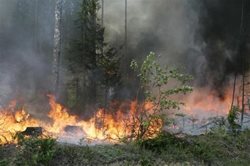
left=0, top=87, right=236, bottom=145
left=0, top=95, right=162, bottom=145
left=0, top=89, right=234, bottom=145
left=182, top=87, right=233, bottom=119
left=0, top=101, right=40, bottom=144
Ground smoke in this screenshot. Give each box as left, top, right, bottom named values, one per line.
left=0, top=0, right=246, bottom=105
left=105, top=0, right=199, bottom=61
left=104, top=0, right=244, bottom=97
left=198, top=0, right=243, bottom=93
left=0, top=0, right=55, bottom=110
left=103, top=0, right=202, bottom=99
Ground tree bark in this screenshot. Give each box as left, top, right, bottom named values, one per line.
left=53, top=0, right=63, bottom=98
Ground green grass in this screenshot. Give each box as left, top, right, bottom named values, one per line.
left=1, top=130, right=250, bottom=165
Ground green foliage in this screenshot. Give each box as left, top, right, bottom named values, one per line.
left=14, top=136, right=56, bottom=166
left=2, top=130, right=250, bottom=165
left=0, top=160, right=9, bottom=166
left=129, top=52, right=192, bottom=140
left=227, top=106, right=240, bottom=132
left=98, top=47, right=121, bottom=88
left=52, top=145, right=119, bottom=165
left=139, top=132, right=189, bottom=153
left=65, top=0, right=103, bottom=107
left=70, top=0, right=103, bottom=71
left=139, top=155, right=152, bottom=166
left=131, top=52, right=192, bottom=110
left=191, top=142, right=214, bottom=163
left=0, top=146, right=8, bottom=166
left=137, top=129, right=250, bottom=165
left=65, top=0, right=121, bottom=108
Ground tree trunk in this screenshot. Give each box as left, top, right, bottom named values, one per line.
left=88, top=1, right=97, bottom=105
left=53, top=0, right=63, bottom=98
left=125, top=0, right=128, bottom=57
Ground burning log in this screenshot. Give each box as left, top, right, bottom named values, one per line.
left=21, top=127, right=43, bottom=137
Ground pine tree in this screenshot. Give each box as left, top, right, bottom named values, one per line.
left=65, top=0, right=121, bottom=110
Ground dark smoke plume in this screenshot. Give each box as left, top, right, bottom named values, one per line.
left=0, top=0, right=248, bottom=105
left=198, top=0, right=243, bottom=93
left=104, top=0, right=247, bottom=97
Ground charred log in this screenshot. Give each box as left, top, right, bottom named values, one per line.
left=21, top=127, right=43, bottom=137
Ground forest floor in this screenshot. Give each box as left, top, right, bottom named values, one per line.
left=1, top=129, right=250, bottom=166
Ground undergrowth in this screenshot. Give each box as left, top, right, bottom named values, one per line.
left=0, top=130, right=250, bottom=165
left=13, top=135, right=56, bottom=166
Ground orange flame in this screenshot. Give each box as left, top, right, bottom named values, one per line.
left=0, top=85, right=238, bottom=145
left=0, top=102, right=40, bottom=144
left=182, top=87, right=233, bottom=118
left=0, top=95, right=162, bottom=145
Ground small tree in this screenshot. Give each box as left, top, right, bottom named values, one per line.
left=65, top=0, right=102, bottom=108
left=129, top=52, right=192, bottom=141
left=227, top=106, right=240, bottom=133
left=98, top=46, right=121, bottom=107
left=65, top=0, right=121, bottom=109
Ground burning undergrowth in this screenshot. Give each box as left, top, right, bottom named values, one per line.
left=182, top=86, right=234, bottom=119
left=0, top=87, right=236, bottom=146
left=0, top=53, right=238, bottom=145
left=0, top=94, right=162, bottom=145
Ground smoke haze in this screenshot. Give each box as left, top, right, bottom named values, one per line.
left=104, top=0, right=244, bottom=96
left=0, top=0, right=246, bottom=106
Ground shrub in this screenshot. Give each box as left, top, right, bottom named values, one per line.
left=227, top=106, right=241, bottom=133
left=14, top=135, right=56, bottom=166
left=138, top=132, right=189, bottom=153
left=129, top=52, right=192, bottom=141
